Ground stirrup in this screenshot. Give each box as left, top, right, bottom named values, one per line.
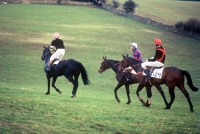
left=124, top=78, right=131, bottom=83
left=46, top=66, right=51, bottom=72
left=145, top=77, right=151, bottom=82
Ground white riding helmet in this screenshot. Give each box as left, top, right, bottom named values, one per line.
left=130, top=42, right=137, bottom=48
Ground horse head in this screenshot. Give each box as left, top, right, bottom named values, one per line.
left=98, top=56, right=111, bottom=73
left=118, top=54, right=131, bottom=71
left=41, top=46, right=51, bottom=63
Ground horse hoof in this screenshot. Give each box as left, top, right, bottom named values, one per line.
left=142, top=103, right=150, bottom=107
left=164, top=105, right=170, bottom=109
left=45, top=92, right=50, bottom=95
left=58, top=91, right=62, bottom=94
left=146, top=104, right=151, bottom=107
left=117, top=100, right=120, bottom=103
left=140, top=99, right=145, bottom=105
left=190, top=109, right=194, bottom=112
left=126, top=101, right=131, bottom=104
left=71, top=95, right=76, bottom=98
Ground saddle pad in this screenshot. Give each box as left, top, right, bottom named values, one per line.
left=131, top=69, right=136, bottom=74
left=53, top=60, right=60, bottom=65
left=151, top=67, right=164, bottom=79
left=142, top=67, right=164, bottom=79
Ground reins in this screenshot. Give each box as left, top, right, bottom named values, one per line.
left=130, top=63, right=142, bottom=67
left=114, top=62, right=120, bottom=66
left=115, top=62, right=141, bottom=67
left=44, top=51, right=51, bottom=57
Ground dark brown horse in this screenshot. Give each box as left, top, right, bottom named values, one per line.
left=98, top=56, right=168, bottom=106
left=118, top=55, right=199, bottom=112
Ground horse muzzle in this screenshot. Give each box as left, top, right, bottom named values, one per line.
left=41, top=56, right=45, bottom=61
left=98, top=69, right=104, bottom=73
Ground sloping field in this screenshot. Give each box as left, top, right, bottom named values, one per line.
left=106, top=0, right=200, bottom=25
left=0, top=4, right=200, bottom=133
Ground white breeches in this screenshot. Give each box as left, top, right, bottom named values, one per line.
left=141, top=61, right=164, bottom=70
left=50, top=49, right=65, bottom=61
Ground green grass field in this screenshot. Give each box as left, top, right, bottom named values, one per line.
left=106, top=0, right=200, bottom=25
left=0, top=3, right=200, bottom=133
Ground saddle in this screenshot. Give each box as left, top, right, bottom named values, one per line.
left=52, top=59, right=65, bottom=66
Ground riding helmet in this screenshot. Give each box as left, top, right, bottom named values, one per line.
left=130, top=42, right=137, bottom=48
left=154, top=38, right=162, bottom=45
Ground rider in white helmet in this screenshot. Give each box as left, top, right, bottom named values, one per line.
left=124, top=42, right=143, bottom=83
left=46, top=32, right=66, bottom=72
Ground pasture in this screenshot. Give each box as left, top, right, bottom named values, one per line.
left=0, top=3, right=200, bottom=133
left=106, top=0, right=200, bottom=25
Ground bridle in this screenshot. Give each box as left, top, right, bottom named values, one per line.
left=99, top=60, right=110, bottom=72
left=41, top=49, right=51, bottom=60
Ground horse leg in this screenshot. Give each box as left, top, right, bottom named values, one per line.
left=114, top=83, right=123, bottom=103
left=165, top=88, right=175, bottom=110
left=178, top=85, right=194, bottom=112
left=136, top=84, right=145, bottom=105
left=143, top=86, right=152, bottom=107
left=45, top=77, right=51, bottom=95
left=67, top=77, right=78, bottom=98
left=52, top=77, right=62, bottom=94
left=155, top=85, right=169, bottom=108
left=125, top=84, right=131, bottom=104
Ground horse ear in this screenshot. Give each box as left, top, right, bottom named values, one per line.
left=122, top=54, right=125, bottom=58
left=126, top=54, right=128, bottom=57
left=43, top=46, right=46, bottom=48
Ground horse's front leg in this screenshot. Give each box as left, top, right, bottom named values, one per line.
left=52, top=77, right=62, bottom=94
left=143, top=86, right=152, bottom=107
left=114, top=83, right=123, bottom=103
left=45, top=77, right=51, bottom=95
left=136, top=84, right=145, bottom=105
left=125, top=84, right=131, bottom=104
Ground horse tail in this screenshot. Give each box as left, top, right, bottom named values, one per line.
left=77, top=62, right=91, bottom=85
left=180, top=69, right=198, bottom=92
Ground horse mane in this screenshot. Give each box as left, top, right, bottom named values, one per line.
left=126, top=56, right=142, bottom=64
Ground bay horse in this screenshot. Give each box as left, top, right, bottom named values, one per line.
left=98, top=56, right=168, bottom=106
left=41, top=46, right=90, bottom=98
left=118, top=55, right=199, bottom=112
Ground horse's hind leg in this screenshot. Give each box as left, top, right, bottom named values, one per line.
left=178, top=85, right=194, bottom=112
left=52, top=77, right=62, bottom=94
left=165, top=88, right=175, bottom=110
left=155, top=85, right=169, bottom=108
left=67, top=76, right=78, bottom=98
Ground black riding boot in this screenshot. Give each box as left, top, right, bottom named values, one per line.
left=124, top=72, right=131, bottom=83
left=144, top=69, right=151, bottom=82
left=46, top=63, right=52, bottom=72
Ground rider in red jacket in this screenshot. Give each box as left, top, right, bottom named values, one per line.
left=141, top=38, right=166, bottom=82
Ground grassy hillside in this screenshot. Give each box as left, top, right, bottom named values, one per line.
left=0, top=4, right=200, bottom=133
left=106, top=0, right=200, bottom=25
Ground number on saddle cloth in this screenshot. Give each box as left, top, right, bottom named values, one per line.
left=149, top=67, right=164, bottom=79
